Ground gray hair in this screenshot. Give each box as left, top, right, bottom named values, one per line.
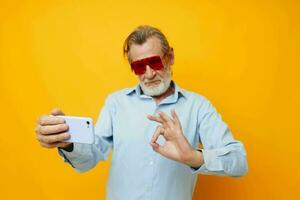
left=123, top=25, right=171, bottom=62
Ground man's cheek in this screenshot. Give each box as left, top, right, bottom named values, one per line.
left=138, top=75, right=144, bottom=82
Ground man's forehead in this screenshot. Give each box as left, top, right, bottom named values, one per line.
left=129, top=37, right=163, bottom=61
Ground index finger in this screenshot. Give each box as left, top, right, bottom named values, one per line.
left=51, top=108, right=65, bottom=116
left=158, top=112, right=175, bottom=128
left=171, top=109, right=181, bottom=127
left=37, top=115, right=65, bottom=126
left=147, top=115, right=164, bottom=124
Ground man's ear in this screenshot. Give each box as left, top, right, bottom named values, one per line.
left=168, top=47, right=174, bottom=66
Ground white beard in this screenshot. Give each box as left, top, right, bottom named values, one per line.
left=139, top=70, right=172, bottom=97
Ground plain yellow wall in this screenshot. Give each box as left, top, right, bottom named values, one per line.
left=0, top=0, right=299, bottom=199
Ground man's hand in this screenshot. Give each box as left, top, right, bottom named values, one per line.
left=35, top=108, right=73, bottom=149
left=147, top=109, right=204, bottom=168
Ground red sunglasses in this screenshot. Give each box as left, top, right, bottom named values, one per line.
left=130, top=55, right=164, bottom=75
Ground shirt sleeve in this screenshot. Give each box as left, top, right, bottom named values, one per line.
left=191, top=99, right=248, bottom=177
left=57, top=95, right=115, bottom=173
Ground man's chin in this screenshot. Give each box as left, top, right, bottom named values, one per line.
left=141, top=84, right=168, bottom=97
left=140, top=86, right=157, bottom=96
left=140, top=76, right=171, bottom=97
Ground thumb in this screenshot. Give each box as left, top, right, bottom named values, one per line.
left=50, top=108, right=65, bottom=116
left=151, top=142, right=162, bottom=154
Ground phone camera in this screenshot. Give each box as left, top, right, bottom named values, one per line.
left=86, top=121, right=90, bottom=125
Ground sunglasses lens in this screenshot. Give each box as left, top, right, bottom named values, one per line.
left=148, top=56, right=164, bottom=70
left=131, top=62, right=146, bottom=75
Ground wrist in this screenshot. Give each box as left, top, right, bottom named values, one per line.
left=183, top=149, right=204, bottom=168
left=59, top=143, right=74, bottom=152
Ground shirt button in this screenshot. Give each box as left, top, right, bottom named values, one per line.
left=146, top=186, right=151, bottom=192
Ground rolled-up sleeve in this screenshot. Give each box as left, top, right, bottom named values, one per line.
left=191, top=99, right=248, bottom=177
left=58, top=95, right=115, bottom=173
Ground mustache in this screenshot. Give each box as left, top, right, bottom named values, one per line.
left=143, top=79, right=162, bottom=84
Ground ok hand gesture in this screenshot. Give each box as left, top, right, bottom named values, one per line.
left=147, top=109, right=204, bottom=168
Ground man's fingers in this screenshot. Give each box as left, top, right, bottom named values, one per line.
left=150, top=142, right=169, bottom=156
left=150, top=142, right=162, bottom=153
left=150, top=126, right=164, bottom=144
left=37, top=132, right=71, bottom=144
left=40, top=141, right=71, bottom=149
left=148, top=112, right=176, bottom=129
left=147, top=115, right=164, bottom=124
left=36, top=124, right=69, bottom=135
left=37, top=115, right=65, bottom=126
left=158, top=112, right=174, bottom=128
left=51, top=108, right=65, bottom=116
left=150, top=128, right=164, bottom=155
left=171, top=109, right=181, bottom=127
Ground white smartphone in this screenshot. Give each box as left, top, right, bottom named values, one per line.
left=57, top=116, right=95, bottom=144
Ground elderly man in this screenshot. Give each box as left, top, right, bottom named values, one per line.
left=35, top=25, right=248, bottom=200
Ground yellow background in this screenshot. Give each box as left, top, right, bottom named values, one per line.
left=0, top=0, right=299, bottom=199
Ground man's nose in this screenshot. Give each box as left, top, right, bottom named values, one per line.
left=144, top=65, right=156, bottom=78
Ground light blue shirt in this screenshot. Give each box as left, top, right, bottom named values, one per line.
left=59, top=81, right=248, bottom=200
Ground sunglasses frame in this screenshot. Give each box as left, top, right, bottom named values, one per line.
left=130, top=55, right=165, bottom=75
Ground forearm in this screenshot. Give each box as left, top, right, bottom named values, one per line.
left=58, top=137, right=111, bottom=173
left=58, top=143, right=97, bottom=172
